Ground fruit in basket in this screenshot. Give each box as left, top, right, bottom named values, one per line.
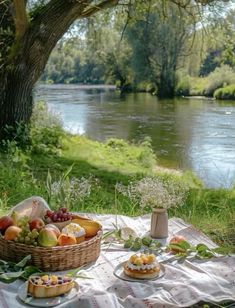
left=45, top=224, right=60, bottom=238
left=29, top=218, right=45, bottom=231
left=15, top=225, right=39, bottom=246
left=4, top=226, right=22, bottom=240
left=17, top=215, right=30, bottom=228
left=44, top=208, right=72, bottom=224
left=61, top=223, right=85, bottom=244
left=38, top=229, right=58, bottom=247
left=58, top=234, right=77, bottom=246
left=72, top=218, right=101, bottom=237
left=11, top=211, right=19, bottom=226
left=0, top=216, right=13, bottom=234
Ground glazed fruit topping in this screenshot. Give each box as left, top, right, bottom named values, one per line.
left=31, top=275, right=72, bottom=286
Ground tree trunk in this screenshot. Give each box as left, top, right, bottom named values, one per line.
left=157, top=70, right=176, bottom=99
left=0, top=68, right=33, bottom=140
left=0, top=0, right=119, bottom=142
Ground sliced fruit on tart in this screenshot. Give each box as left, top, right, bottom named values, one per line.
left=123, top=253, right=160, bottom=279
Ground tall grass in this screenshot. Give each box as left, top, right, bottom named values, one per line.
left=0, top=102, right=234, bottom=253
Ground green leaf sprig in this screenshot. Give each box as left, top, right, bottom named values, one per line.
left=0, top=255, right=41, bottom=283
left=124, top=236, right=162, bottom=252
left=167, top=241, right=223, bottom=260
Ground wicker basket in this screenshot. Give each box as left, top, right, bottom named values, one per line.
left=0, top=231, right=102, bottom=271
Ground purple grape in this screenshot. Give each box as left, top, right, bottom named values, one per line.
left=52, top=214, right=58, bottom=222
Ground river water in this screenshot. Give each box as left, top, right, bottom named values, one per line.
left=36, top=84, right=235, bottom=188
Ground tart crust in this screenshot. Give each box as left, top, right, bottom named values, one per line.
left=123, top=262, right=160, bottom=279
left=28, top=277, right=74, bottom=298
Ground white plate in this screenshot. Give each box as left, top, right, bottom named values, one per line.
left=113, top=261, right=165, bottom=282
left=17, top=281, right=79, bottom=307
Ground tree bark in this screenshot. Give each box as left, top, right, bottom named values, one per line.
left=0, top=69, right=33, bottom=140
left=0, top=0, right=119, bottom=141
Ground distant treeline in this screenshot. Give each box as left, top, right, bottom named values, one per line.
left=41, top=6, right=235, bottom=99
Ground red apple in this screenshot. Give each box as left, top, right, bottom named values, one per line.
left=29, top=218, right=45, bottom=231
left=0, top=216, right=13, bottom=234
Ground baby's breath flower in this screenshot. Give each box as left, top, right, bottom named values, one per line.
left=116, top=177, right=188, bottom=210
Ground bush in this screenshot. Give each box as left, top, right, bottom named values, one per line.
left=176, top=77, right=190, bottom=96
left=214, top=84, right=235, bottom=100
left=30, top=101, right=64, bottom=154
left=135, top=81, right=156, bottom=94
left=204, top=65, right=235, bottom=97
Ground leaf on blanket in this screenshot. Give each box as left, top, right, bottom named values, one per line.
left=0, top=271, right=25, bottom=283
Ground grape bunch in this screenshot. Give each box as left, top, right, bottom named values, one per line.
left=44, top=208, right=72, bottom=223
left=15, top=223, right=39, bottom=246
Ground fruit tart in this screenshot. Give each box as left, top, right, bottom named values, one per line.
left=123, top=253, right=160, bottom=279
left=28, top=274, right=74, bottom=298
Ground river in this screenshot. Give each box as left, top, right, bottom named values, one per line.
left=36, top=84, right=235, bottom=188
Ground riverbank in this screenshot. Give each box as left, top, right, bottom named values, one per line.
left=0, top=128, right=234, bottom=253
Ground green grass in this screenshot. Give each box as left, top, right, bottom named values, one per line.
left=0, top=134, right=234, bottom=253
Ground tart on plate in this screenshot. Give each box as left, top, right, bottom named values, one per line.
left=28, top=274, right=74, bottom=298
left=123, top=253, right=160, bottom=279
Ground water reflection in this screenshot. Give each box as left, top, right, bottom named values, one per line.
left=36, top=85, right=235, bottom=188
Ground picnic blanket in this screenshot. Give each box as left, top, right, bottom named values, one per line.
left=0, top=214, right=234, bottom=308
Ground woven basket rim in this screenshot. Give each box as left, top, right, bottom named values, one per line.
left=0, top=229, right=102, bottom=251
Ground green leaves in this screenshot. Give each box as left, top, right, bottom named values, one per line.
left=0, top=255, right=41, bottom=283
left=124, top=235, right=161, bottom=252
left=14, top=255, right=31, bottom=270
left=195, top=244, right=217, bottom=259
left=0, top=271, right=25, bottom=283
left=67, top=267, right=93, bottom=280
left=167, top=241, right=221, bottom=260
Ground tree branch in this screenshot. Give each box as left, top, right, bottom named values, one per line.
left=12, top=0, right=28, bottom=40
left=81, top=0, right=119, bottom=17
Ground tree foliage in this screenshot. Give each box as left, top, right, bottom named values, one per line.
left=0, top=0, right=232, bottom=140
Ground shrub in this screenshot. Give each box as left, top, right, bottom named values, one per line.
left=176, top=77, right=190, bottom=96
left=135, top=81, right=156, bottom=93
left=106, top=138, right=128, bottom=149
left=204, top=65, right=235, bottom=97
left=30, top=101, right=64, bottom=154
left=188, top=76, right=208, bottom=96
left=214, top=84, right=235, bottom=100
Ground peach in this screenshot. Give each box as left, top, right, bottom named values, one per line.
left=58, top=234, right=77, bottom=246
left=0, top=216, right=13, bottom=234
left=169, top=235, right=188, bottom=253
left=45, top=224, right=60, bottom=238
left=4, top=226, right=22, bottom=240
left=169, top=235, right=186, bottom=245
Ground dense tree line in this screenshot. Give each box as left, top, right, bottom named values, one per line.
left=41, top=6, right=235, bottom=98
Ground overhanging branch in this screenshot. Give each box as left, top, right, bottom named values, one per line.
left=81, top=0, right=119, bottom=17
left=12, top=0, right=28, bottom=40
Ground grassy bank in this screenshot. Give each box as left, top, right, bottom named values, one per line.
left=0, top=130, right=234, bottom=253
left=176, top=65, right=235, bottom=99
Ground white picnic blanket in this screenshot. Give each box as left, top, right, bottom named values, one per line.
left=0, top=213, right=234, bottom=308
